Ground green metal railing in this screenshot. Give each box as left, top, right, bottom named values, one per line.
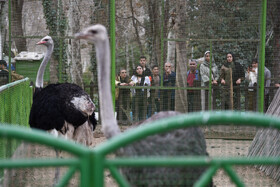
left=1, top=111, right=280, bottom=187
left=0, top=78, right=32, bottom=125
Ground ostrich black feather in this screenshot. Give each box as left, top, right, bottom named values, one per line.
left=29, top=83, right=96, bottom=131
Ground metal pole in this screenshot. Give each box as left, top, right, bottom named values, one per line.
left=8, top=0, right=11, bottom=83
left=110, top=0, right=116, bottom=108
left=258, top=0, right=267, bottom=113
left=160, top=0, right=164, bottom=87
left=209, top=42, right=212, bottom=111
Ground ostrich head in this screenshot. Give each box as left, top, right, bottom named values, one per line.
left=35, top=35, right=54, bottom=88
left=36, top=36, right=54, bottom=47
left=75, top=24, right=108, bottom=43
left=75, top=24, right=121, bottom=139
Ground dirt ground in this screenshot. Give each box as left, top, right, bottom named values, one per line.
left=92, top=126, right=280, bottom=187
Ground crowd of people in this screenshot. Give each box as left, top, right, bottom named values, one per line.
left=115, top=51, right=276, bottom=122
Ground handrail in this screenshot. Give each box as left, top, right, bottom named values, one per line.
left=0, top=124, right=89, bottom=156
left=94, top=111, right=280, bottom=155
left=1, top=111, right=280, bottom=187
left=0, top=77, right=29, bottom=92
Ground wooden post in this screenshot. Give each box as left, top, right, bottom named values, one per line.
left=229, top=68, right=233, bottom=110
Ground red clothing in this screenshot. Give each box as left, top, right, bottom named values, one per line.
left=187, top=72, right=196, bottom=87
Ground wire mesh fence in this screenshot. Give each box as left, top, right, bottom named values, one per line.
left=3, top=0, right=279, bottom=121
left=1, top=0, right=280, bottom=186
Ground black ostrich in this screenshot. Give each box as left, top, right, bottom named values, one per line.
left=76, top=25, right=212, bottom=186
left=29, top=36, right=97, bottom=145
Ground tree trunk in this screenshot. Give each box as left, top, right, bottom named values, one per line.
left=174, top=0, right=188, bottom=113
left=11, top=0, right=26, bottom=52
left=64, top=0, right=83, bottom=86
left=0, top=1, right=7, bottom=59
left=129, top=0, right=143, bottom=55
left=48, top=0, right=59, bottom=84
left=145, top=0, right=169, bottom=68
left=268, top=1, right=280, bottom=82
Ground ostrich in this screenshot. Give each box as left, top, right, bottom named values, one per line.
left=75, top=25, right=212, bottom=186
left=29, top=36, right=97, bottom=146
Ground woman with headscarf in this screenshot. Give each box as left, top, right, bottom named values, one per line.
left=200, top=51, right=219, bottom=110
left=220, top=52, right=244, bottom=110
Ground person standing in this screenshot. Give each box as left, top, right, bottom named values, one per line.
left=246, top=59, right=258, bottom=111
left=200, top=51, right=219, bottom=111
left=115, top=68, right=134, bottom=122
left=149, top=65, right=161, bottom=115
left=131, top=65, right=151, bottom=121
left=264, top=65, right=271, bottom=112
left=245, top=58, right=271, bottom=111
left=187, top=59, right=200, bottom=112
left=163, top=62, right=176, bottom=111
left=220, top=52, right=244, bottom=110
left=139, top=56, right=152, bottom=77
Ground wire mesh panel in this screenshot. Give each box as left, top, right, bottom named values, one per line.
left=4, top=0, right=279, bottom=121
left=114, top=0, right=269, bottom=121
left=0, top=78, right=32, bottom=126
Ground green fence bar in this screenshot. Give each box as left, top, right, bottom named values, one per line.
left=258, top=0, right=267, bottom=113
left=1, top=112, right=280, bottom=186
left=110, top=0, right=116, bottom=108
left=92, top=111, right=280, bottom=187
left=8, top=0, right=11, bottom=83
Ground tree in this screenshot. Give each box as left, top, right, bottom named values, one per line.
left=267, top=1, right=280, bottom=82
left=174, top=0, right=188, bottom=112
left=0, top=1, right=7, bottom=59
left=11, top=0, right=26, bottom=52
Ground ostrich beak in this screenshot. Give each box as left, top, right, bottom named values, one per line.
left=74, top=32, right=88, bottom=40
left=36, top=41, right=46, bottom=45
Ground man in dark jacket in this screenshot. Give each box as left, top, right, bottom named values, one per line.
left=139, top=56, right=152, bottom=77
left=163, top=62, right=176, bottom=111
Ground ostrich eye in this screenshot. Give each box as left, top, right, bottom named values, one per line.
left=90, top=30, right=98, bottom=34
left=44, top=39, right=49, bottom=42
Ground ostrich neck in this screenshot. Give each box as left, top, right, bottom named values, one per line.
left=96, top=39, right=120, bottom=139
left=36, top=44, right=53, bottom=88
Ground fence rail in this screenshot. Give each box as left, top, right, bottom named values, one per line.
left=0, top=112, right=280, bottom=186
left=114, top=84, right=280, bottom=123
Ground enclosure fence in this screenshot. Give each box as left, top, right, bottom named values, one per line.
left=0, top=112, right=280, bottom=186
left=0, top=78, right=32, bottom=126
left=6, top=0, right=277, bottom=126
